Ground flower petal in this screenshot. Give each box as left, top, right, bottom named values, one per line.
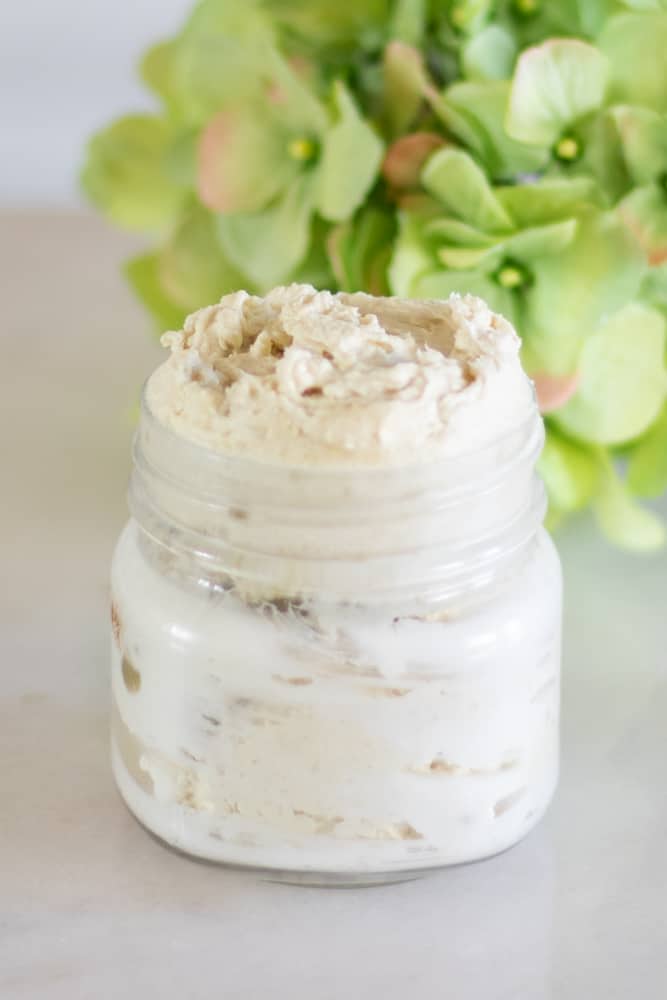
left=421, top=148, right=513, bottom=233
left=557, top=303, right=667, bottom=444
left=627, top=403, right=667, bottom=498
left=432, top=81, right=547, bottom=178
left=611, top=106, right=667, bottom=185
left=158, top=206, right=246, bottom=309
left=198, top=106, right=298, bottom=215
left=124, top=252, right=186, bottom=331
left=462, top=25, right=517, bottom=83
left=600, top=12, right=667, bottom=111
left=533, top=372, right=581, bottom=414
left=424, top=218, right=498, bottom=247
left=506, top=39, right=609, bottom=146
left=593, top=456, right=665, bottom=551
left=80, top=115, right=186, bottom=231
left=618, top=184, right=667, bottom=265
left=171, top=3, right=279, bottom=123
left=523, top=209, right=645, bottom=374
left=216, top=175, right=315, bottom=289
left=316, top=82, right=384, bottom=222
left=496, top=177, right=600, bottom=227
left=503, top=218, right=579, bottom=260
left=538, top=427, right=600, bottom=511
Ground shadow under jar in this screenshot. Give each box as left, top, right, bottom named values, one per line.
left=111, top=395, right=562, bottom=886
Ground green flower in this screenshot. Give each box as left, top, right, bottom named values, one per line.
left=505, top=38, right=610, bottom=168
left=198, top=79, right=383, bottom=288
left=79, top=0, right=667, bottom=550
left=390, top=147, right=643, bottom=375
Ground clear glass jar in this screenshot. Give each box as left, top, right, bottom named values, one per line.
left=111, top=395, right=562, bottom=886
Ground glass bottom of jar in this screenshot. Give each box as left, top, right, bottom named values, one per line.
left=112, top=742, right=556, bottom=887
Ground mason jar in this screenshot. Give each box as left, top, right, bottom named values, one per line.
left=111, top=391, right=562, bottom=886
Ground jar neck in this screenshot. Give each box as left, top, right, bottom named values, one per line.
left=129, top=398, right=546, bottom=605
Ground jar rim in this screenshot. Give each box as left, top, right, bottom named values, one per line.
left=137, top=381, right=542, bottom=503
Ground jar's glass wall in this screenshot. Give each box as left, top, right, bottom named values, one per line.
left=111, top=510, right=561, bottom=882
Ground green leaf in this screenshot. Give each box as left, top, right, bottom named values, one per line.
left=557, top=303, right=667, bottom=444
left=506, top=40, right=609, bottom=146
left=618, top=184, right=667, bottom=266
left=216, top=174, right=315, bottom=289
left=600, top=13, right=667, bottom=112
left=197, top=105, right=299, bottom=214
left=523, top=210, right=645, bottom=374
left=627, top=404, right=667, bottom=497
left=158, top=206, right=246, bottom=310
left=434, top=81, right=548, bottom=179
left=461, top=25, right=517, bottom=83
left=81, top=115, right=186, bottom=231
left=496, top=177, right=600, bottom=227
left=611, top=106, right=667, bottom=185
left=538, top=427, right=600, bottom=511
left=594, top=456, right=665, bottom=550
left=421, top=148, right=513, bottom=233
left=316, top=82, right=384, bottom=222
left=124, top=252, right=186, bottom=331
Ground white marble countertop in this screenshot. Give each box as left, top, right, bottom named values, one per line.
left=1, top=211, right=666, bottom=999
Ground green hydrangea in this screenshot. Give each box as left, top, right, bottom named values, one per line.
left=81, top=0, right=667, bottom=549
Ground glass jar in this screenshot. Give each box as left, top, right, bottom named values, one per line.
left=111, top=394, right=562, bottom=886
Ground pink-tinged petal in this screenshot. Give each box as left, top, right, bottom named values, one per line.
left=198, top=112, right=235, bottom=212
left=382, top=132, right=445, bottom=189
left=197, top=109, right=295, bottom=215
left=618, top=187, right=667, bottom=266
left=533, top=372, right=581, bottom=414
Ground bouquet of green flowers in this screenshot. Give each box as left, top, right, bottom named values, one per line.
left=82, top=0, right=667, bottom=549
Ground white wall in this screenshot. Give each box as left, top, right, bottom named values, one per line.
left=1, top=1, right=193, bottom=205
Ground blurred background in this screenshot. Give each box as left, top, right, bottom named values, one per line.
left=2, top=1, right=191, bottom=205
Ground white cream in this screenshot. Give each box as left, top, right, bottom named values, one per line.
left=146, top=285, right=533, bottom=466
left=112, top=523, right=560, bottom=877
left=112, top=286, right=561, bottom=883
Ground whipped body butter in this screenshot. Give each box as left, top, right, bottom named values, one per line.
left=111, top=284, right=562, bottom=884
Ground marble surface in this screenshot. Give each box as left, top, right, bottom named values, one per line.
left=1, top=211, right=666, bottom=999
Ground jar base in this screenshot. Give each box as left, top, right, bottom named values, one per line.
left=113, top=742, right=555, bottom=888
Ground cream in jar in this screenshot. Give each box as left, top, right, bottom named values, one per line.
left=111, top=284, right=562, bottom=884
